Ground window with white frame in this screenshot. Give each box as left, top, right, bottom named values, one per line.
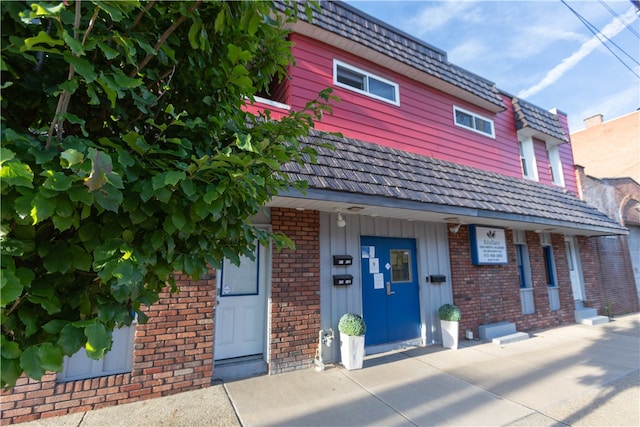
left=514, top=230, right=535, bottom=315
left=59, top=323, right=136, bottom=381
left=546, top=143, right=565, bottom=187
left=518, top=136, right=538, bottom=181
left=514, top=231, right=533, bottom=289
left=333, top=59, right=399, bottom=105
left=453, top=106, right=495, bottom=138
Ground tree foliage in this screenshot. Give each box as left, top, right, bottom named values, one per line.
left=0, top=0, right=334, bottom=389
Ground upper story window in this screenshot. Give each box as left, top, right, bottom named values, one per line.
left=453, top=106, right=495, bottom=138
left=546, top=143, right=565, bottom=187
left=518, top=137, right=539, bottom=181
left=333, top=59, right=399, bottom=105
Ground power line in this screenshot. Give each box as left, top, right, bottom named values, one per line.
left=561, top=0, right=640, bottom=79
left=599, top=0, right=640, bottom=39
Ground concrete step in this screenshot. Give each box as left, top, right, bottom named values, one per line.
left=574, top=308, right=598, bottom=323
left=580, top=316, right=610, bottom=325
left=492, top=332, right=530, bottom=345
left=479, top=322, right=516, bottom=341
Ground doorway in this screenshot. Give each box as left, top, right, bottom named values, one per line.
left=214, top=244, right=268, bottom=379
left=565, top=237, right=585, bottom=307
left=361, top=236, right=421, bottom=347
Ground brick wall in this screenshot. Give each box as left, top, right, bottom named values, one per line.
left=269, top=208, right=321, bottom=374
left=580, top=235, right=639, bottom=316
left=1, top=276, right=215, bottom=424
left=449, top=226, right=575, bottom=339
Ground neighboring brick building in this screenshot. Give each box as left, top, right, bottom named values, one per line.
left=572, top=112, right=639, bottom=183
left=572, top=111, right=640, bottom=307
left=2, top=2, right=632, bottom=424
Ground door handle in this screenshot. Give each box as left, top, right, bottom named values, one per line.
left=386, top=282, right=395, bottom=296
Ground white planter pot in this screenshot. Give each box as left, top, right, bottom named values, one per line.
left=440, top=320, right=459, bottom=350
left=340, top=333, right=365, bottom=370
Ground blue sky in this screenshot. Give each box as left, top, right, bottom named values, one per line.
left=344, top=0, right=640, bottom=132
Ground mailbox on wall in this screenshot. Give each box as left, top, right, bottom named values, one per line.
left=428, top=275, right=447, bottom=283
left=333, top=274, right=353, bottom=286
left=333, top=255, right=353, bottom=266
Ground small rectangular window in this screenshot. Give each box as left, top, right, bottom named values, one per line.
left=221, top=245, right=260, bottom=296
left=453, top=106, right=495, bottom=138
left=519, top=137, right=539, bottom=181
left=546, top=143, right=565, bottom=187
left=390, top=249, right=412, bottom=283
left=59, top=323, right=136, bottom=382
left=334, top=59, right=399, bottom=105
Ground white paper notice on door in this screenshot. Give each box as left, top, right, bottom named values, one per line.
left=361, top=246, right=375, bottom=259
left=369, top=258, right=380, bottom=274
left=373, top=273, right=384, bottom=289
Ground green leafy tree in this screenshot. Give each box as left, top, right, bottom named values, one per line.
left=1, top=0, right=334, bottom=389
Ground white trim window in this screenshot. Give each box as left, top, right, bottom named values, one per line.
left=59, top=323, right=136, bottom=381
left=453, top=106, right=495, bottom=138
left=333, top=59, right=399, bottom=105
left=546, top=143, right=565, bottom=187
left=518, top=136, right=539, bottom=181
left=514, top=230, right=535, bottom=315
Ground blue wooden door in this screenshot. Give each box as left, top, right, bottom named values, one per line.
left=361, top=236, right=421, bottom=346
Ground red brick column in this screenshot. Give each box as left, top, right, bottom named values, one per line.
left=269, top=208, right=320, bottom=374
left=1, top=275, right=215, bottom=424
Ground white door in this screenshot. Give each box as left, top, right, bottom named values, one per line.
left=565, top=237, right=585, bottom=304
left=215, top=244, right=267, bottom=360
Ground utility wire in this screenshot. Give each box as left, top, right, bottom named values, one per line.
left=561, top=0, right=640, bottom=78
left=567, top=1, right=639, bottom=66
left=599, top=0, right=640, bottom=39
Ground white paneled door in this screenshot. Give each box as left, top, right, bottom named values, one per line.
left=215, top=245, right=267, bottom=360
left=565, top=237, right=585, bottom=305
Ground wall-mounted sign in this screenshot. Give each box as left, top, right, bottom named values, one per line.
left=469, top=225, right=508, bottom=265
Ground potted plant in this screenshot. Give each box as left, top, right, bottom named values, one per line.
left=338, top=313, right=366, bottom=370
left=438, top=303, right=461, bottom=350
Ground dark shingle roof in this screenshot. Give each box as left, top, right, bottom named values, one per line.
left=281, top=130, right=624, bottom=234
left=512, top=97, right=569, bottom=142
left=281, top=0, right=505, bottom=110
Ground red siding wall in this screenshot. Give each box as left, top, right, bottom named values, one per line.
left=288, top=35, right=520, bottom=176
left=1, top=277, right=215, bottom=424
left=449, top=226, right=575, bottom=339
left=287, top=34, right=581, bottom=194
left=247, top=35, right=579, bottom=195
left=269, top=208, right=321, bottom=374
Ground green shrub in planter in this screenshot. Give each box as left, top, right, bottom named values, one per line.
left=338, top=313, right=367, bottom=336
left=438, top=304, right=461, bottom=321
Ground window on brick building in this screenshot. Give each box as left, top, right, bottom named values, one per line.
left=541, top=232, right=561, bottom=311
left=59, top=322, right=136, bottom=381
left=514, top=230, right=534, bottom=314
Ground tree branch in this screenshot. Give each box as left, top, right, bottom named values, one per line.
left=129, top=1, right=201, bottom=78
left=47, top=0, right=83, bottom=147
left=131, top=0, right=156, bottom=30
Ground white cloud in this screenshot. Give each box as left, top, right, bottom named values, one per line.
left=405, top=1, right=481, bottom=35
left=568, top=85, right=640, bottom=132
left=448, top=39, right=490, bottom=65
left=518, top=6, right=638, bottom=99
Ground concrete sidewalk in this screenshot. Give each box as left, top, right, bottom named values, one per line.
left=18, top=313, right=640, bottom=426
